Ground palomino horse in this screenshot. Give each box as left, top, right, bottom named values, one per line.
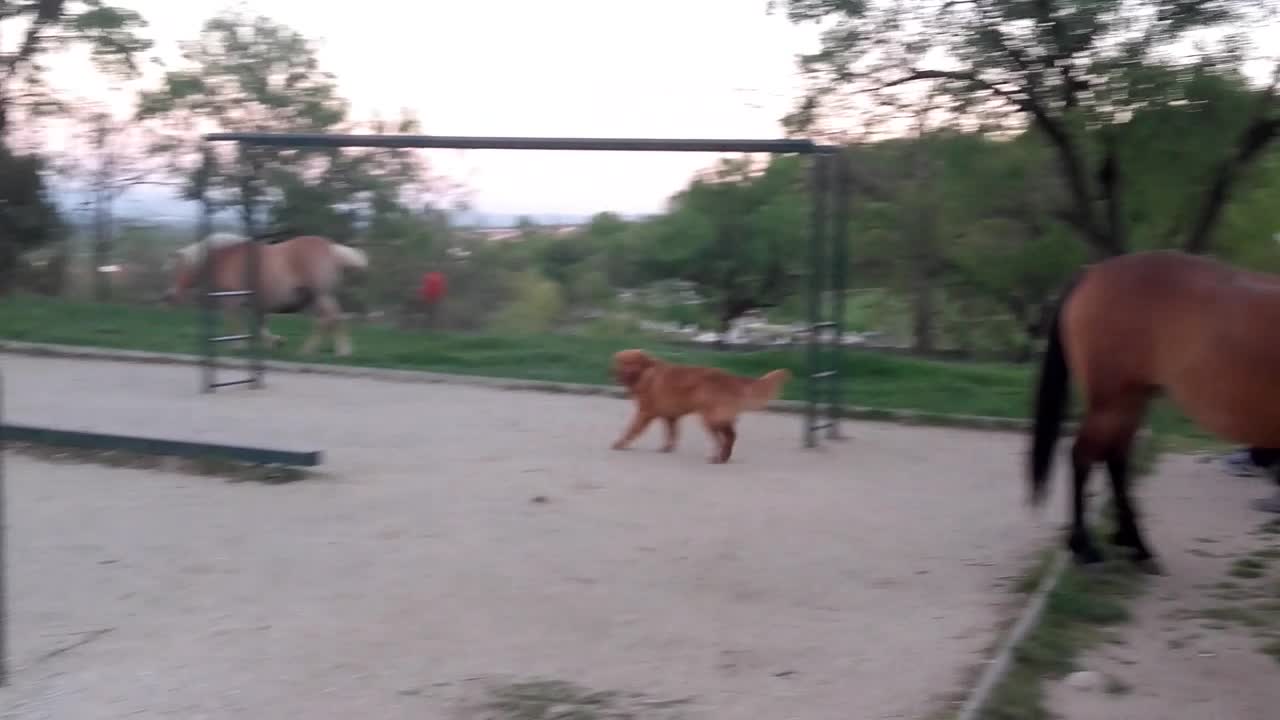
left=163, top=232, right=368, bottom=356
left=1030, top=249, right=1280, bottom=574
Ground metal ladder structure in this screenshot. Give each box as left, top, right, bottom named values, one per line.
left=202, top=132, right=852, bottom=448
left=804, top=150, right=851, bottom=448
left=199, top=227, right=267, bottom=393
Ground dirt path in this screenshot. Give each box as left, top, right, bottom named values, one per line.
left=0, top=352, right=1063, bottom=719
left=1047, top=453, right=1280, bottom=720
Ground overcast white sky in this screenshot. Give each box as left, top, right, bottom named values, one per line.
left=41, top=0, right=821, bottom=219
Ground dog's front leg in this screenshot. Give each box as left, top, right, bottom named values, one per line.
left=660, top=417, right=679, bottom=452
left=611, top=412, right=654, bottom=451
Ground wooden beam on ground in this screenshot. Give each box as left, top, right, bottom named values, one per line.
left=0, top=425, right=322, bottom=467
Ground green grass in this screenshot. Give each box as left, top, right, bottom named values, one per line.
left=1229, top=558, right=1270, bottom=580
left=0, top=295, right=1214, bottom=438
left=973, top=435, right=1164, bottom=720
left=980, top=558, right=1150, bottom=720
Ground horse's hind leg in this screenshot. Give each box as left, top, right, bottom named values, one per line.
left=300, top=296, right=338, bottom=356
left=259, top=321, right=284, bottom=349
left=1106, top=450, right=1162, bottom=574
left=1071, top=394, right=1154, bottom=569
left=331, top=305, right=353, bottom=357
left=1068, top=435, right=1104, bottom=565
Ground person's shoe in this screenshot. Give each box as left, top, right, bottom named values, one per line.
left=1223, top=450, right=1263, bottom=477
left=1250, top=491, right=1280, bottom=514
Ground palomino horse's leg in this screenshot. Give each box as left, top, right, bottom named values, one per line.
left=260, top=321, right=284, bottom=349
left=221, top=304, right=249, bottom=350
left=329, top=300, right=353, bottom=357
left=222, top=302, right=280, bottom=350
left=301, top=295, right=348, bottom=356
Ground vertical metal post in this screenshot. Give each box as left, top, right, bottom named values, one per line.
left=0, top=370, right=8, bottom=687
left=197, top=146, right=217, bottom=394
left=244, top=152, right=265, bottom=389
left=827, top=151, right=851, bottom=439
left=805, top=153, right=830, bottom=448
left=200, top=215, right=217, bottom=394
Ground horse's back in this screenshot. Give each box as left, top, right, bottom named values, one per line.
left=1064, top=250, right=1280, bottom=443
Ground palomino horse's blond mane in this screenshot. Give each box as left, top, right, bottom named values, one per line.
left=175, top=231, right=250, bottom=266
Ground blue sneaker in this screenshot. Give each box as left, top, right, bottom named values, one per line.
left=1250, top=491, right=1280, bottom=513
left=1223, top=450, right=1262, bottom=477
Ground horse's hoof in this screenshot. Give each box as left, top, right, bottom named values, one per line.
left=1069, top=545, right=1105, bottom=566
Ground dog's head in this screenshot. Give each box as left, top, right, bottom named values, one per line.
left=612, top=349, right=658, bottom=388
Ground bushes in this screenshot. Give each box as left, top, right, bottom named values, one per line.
left=487, top=270, right=567, bottom=334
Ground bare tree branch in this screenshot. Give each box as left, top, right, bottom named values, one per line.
left=1185, top=63, right=1280, bottom=254
left=879, top=69, right=1118, bottom=254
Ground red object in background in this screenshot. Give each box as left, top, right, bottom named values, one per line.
left=420, top=271, right=447, bottom=303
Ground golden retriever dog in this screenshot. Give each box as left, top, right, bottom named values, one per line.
left=609, top=348, right=792, bottom=463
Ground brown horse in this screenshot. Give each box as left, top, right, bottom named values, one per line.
left=163, top=232, right=368, bottom=356
left=1030, top=249, right=1280, bottom=573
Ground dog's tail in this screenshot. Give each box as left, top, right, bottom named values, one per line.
left=332, top=243, right=369, bottom=269
left=741, top=369, right=792, bottom=411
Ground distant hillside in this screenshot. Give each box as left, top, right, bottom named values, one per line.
left=52, top=184, right=657, bottom=233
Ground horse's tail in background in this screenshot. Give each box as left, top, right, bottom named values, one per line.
left=1029, top=273, right=1083, bottom=507
left=332, top=243, right=369, bottom=270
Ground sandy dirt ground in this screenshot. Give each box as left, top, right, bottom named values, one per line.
left=1047, top=453, right=1280, bottom=720
left=0, top=352, right=1067, bottom=720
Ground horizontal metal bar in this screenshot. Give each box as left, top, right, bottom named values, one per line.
left=809, top=421, right=835, bottom=431
left=811, top=321, right=838, bottom=329
left=210, top=334, right=253, bottom=343
left=811, top=370, right=838, bottom=379
left=204, top=132, right=837, bottom=155
left=210, top=378, right=256, bottom=388
left=1, top=424, right=322, bottom=467
left=209, top=290, right=254, bottom=298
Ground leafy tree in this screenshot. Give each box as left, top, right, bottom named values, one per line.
left=642, top=155, right=808, bottom=340
left=488, top=269, right=566, bottom=334
left=138, top=10, right=433, bottom=247
left=136, top=10, right=349, bottom=233
left=0, top=0, right=151, bottom=137
left=0, top=1, right=149, bottom=291
left=773, top=0, right=1280, bottom=256
left=0, top=145, right=62, bottom=293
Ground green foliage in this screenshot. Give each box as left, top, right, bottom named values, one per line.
left=0, top=0, right=152, bottom=135
left=775, top=0, right=1280, bottom=257
left=136, top=9, right=430, bottom=239
left=487, top=270, right=567, bottom=334
left=643, top=155, right=808, bottom=327
left=0, top=145, right=64, bottom=293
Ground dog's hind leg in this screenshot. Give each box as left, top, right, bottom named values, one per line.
left=700, top=414, right=736, bottom=464
left=611, top=412, right=654, bottom=451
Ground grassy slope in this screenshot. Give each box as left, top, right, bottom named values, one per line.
left=0, top=295, right=1211, bottom=440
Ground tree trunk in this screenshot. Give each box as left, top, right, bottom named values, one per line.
left=92, top=191, right=112, bottom=301
left=911, top=272, right=935, bottom=354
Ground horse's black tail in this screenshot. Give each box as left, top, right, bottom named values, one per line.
left=1029, top=276, right=1080, bottom=507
